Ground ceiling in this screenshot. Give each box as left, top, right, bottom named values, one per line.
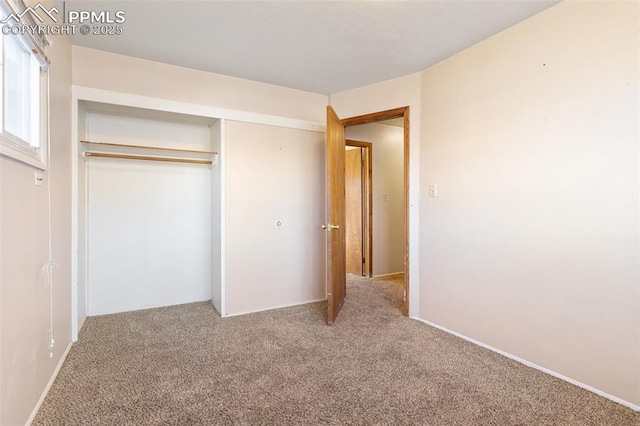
left=59, top=0, right=560, bottom=95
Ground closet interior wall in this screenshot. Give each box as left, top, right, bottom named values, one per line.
left=77, top=102, right=219, bottom=320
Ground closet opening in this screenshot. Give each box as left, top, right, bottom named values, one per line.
left=75, top=100, right=223, bottom=333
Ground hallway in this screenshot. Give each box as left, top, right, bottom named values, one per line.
left=345, top=273, right=405, bottom=318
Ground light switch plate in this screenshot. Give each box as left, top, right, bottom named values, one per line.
left=429, top=184, right=437, bottom=197
left=35, top=172, right=43, bottom=186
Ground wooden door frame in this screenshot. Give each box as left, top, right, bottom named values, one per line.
left=341, top=107, right=410, bottom=316
left=345, top=140, right=373, bottom=278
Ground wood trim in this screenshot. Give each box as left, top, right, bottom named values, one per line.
left=346, top=139, right=373, bottom=278
left=403, top=109, right=410, bottom=317
left=80, top=140, right=217, bottom=155
left=83, top=152, right=213, bottom=165
left=344, top=140, right=371, bottom=148
left=340, top=107, right=407, bottom=127
left=342, top=106, right=410, bottom=316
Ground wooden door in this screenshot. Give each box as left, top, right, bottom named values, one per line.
left=325, top=106, right=346, bottom=325
left=345, top=147, right=363, bottom=275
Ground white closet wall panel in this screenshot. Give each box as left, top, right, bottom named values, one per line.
left=210, top=120, right=223, bottom=315
left=87, top=112, right=212, bottom=151
left=87, top=160, right=212, bottom=315
left=77, top=107, right=88, bottom=328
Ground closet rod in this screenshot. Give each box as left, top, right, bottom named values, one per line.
left=81, top=140, right=217, bottom=155
left=84, top=152, right=213, bottom=165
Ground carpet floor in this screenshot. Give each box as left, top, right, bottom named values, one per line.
left=34, top=274, right=639, bottom=425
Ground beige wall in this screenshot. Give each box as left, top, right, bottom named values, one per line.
left=224, top=121, right=326, bottom=315
left=0, top=33, right=73, bottom=425
left=72, top=46, right=327, bottom=123
left=30, top=0, right=637, bottom=414
left=345, top=123, right=404, bottom=276
left=419, top=0, right=639, bottom=406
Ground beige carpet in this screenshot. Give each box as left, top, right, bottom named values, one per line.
left=34, top=275, right=639, bottom=425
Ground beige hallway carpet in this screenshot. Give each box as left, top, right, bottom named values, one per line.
left=34, top=275, right=639, bottom=425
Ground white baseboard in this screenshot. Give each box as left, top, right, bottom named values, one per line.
left=26, top=342, right=73, bottom=425
left=372, top=272, right=404, bottom=278
left=225, top=298, right=326, bottom=318
left=76, top=315, right=86, bottom=342
left=410, top=316, right=640, bottom=413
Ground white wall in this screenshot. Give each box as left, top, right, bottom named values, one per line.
left=330, top=73, right=421, bottom=316
left=0, top=30, right=72, bottom=425
left=419, top=0, right=639, bottom=407
left=77, top=106, right=88, bottom=329
left=85, top=112, right=213, bottom=315
left=211, top=120, right=223, bottom=315
left=72, top=46, right=327, bottom=123
left=224, top=121, right=326, bottom=315
left=345, top=123, right=404, bottom=276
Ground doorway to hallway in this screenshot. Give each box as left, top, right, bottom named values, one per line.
left=324, top=106, right=409, bottom=325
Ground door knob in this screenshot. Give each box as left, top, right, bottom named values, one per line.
left=322, top=224, right=340, bottom=231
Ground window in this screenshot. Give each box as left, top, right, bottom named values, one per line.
left=0, top=2, right=49, bottom=169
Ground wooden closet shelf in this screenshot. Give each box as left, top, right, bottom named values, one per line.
left=84, top=152, right=213, bottom=165
left=80, top=140, right=217, bottom=155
